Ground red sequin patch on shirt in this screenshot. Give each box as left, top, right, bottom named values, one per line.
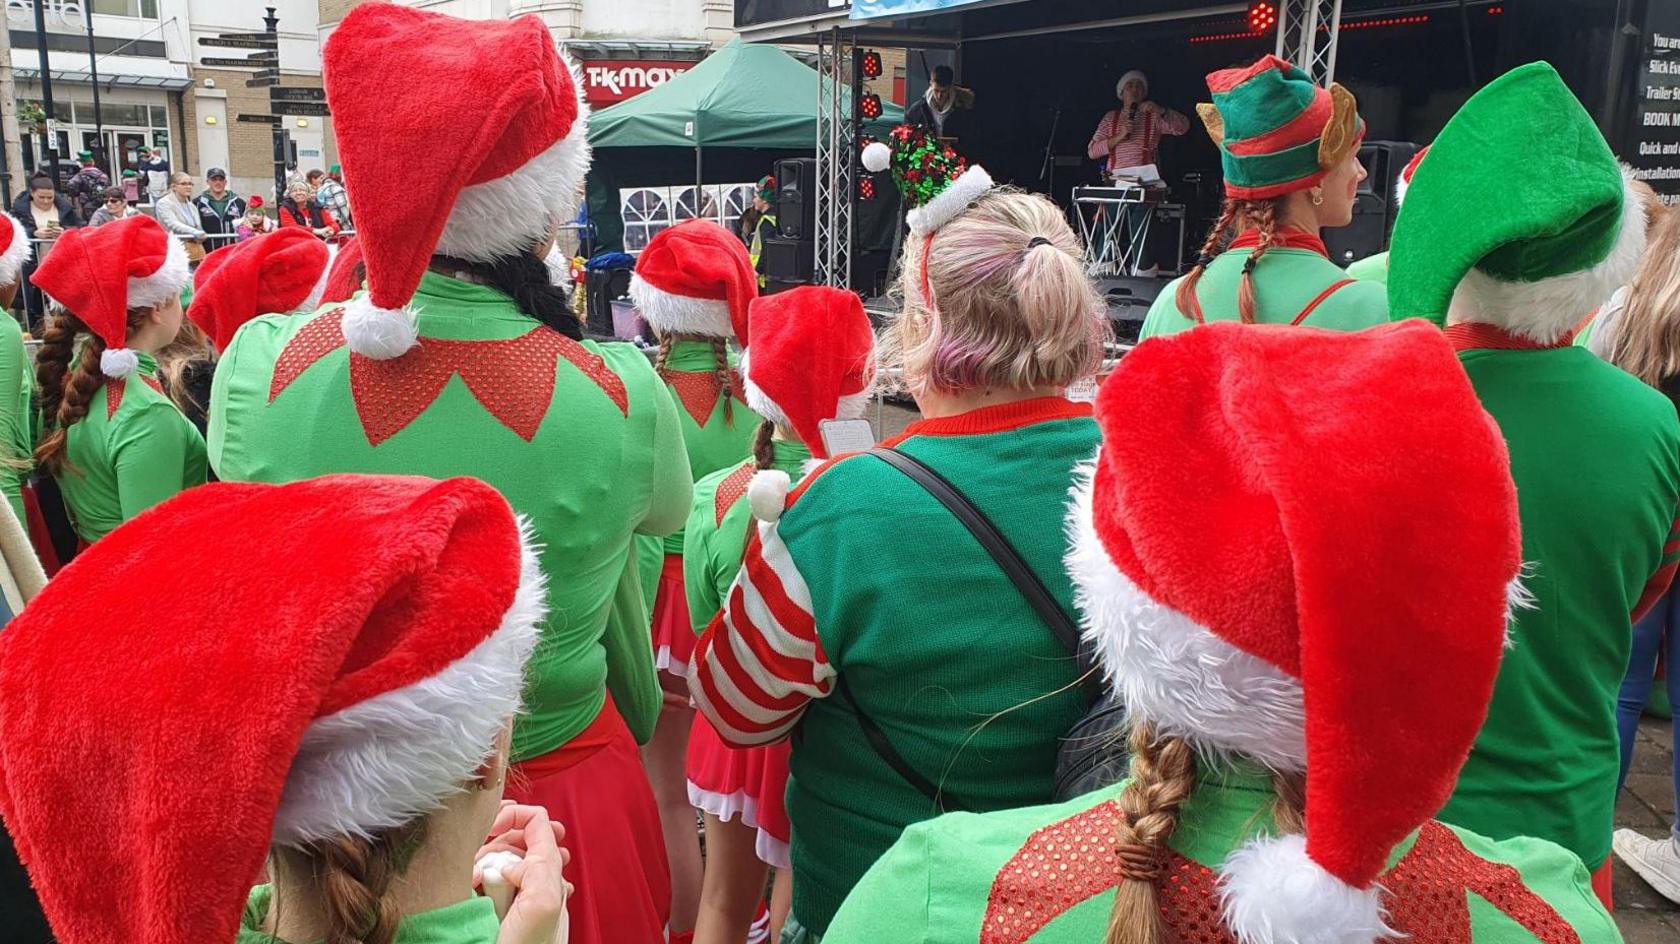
left=662, top=368, right=744, bottom=427
left=268, top=309, right=630, bottom=446
left=714, top=463, right=756, bottom=526
left=105, top=375, right=165, bottom=419
left=980, top=809, right=1581, bottom=944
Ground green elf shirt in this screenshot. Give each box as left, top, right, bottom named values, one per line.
left=208, top=271, right=693, bottom=762
left=1439, top=323, right=1680, bottom=871
left=1345, top=250, right=1390, bottom=284
left=56, top=351, right=207, bottom=544
left=684, top=438, right=813, bottom=632
left=826, top=760, right=1619, bottom=944
left=0, top=314, right=32, bottom=523
left=239, top=885, right=499, bottom=944
left=1140, top=230, right=1388, bottom=339
left=689, top=397, right=1097, bottom=936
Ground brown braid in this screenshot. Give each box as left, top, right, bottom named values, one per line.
left=711, top=336, right=736, bottom=426
left=1235, top=200, right=1278, bottom=324
left=752, top=419, right=776, bottom=470
left=653, top=335, right=674, bottom=374
left=309, top=820, right=426, bottom=944
left=1271, top=770, right=1307, bottom=833
left=1173, top=202, right=1239, bottom=321
left=34, top=307, right=148, bottom=477
left=1102, top=723, right=1198, bottom=944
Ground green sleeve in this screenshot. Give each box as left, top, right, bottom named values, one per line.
left=1344, top=252, right=1389, bottom=285
left=634, top=533, right=662, bottom=614
left=825, top=820, right=933, bottom=943
left=683, top=496, right=724, bottom=636
left=601, top=545, right=661, bottom=745
left=636, top=376, right=694, bottom=538
left=110, top=402, right=201, bottom=522
left=0, top=320, right=29, bottom=523
left=206, top=327, right=238, bottom=478
left=1139, top=279, right=1193, bottom=340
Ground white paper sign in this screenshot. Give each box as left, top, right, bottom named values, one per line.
left=1066, top=378, right=1099, bottom=404
left=820, top=418, right=877, bottom=456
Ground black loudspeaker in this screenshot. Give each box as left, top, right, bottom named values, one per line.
left=761, top=235, right=814, bottom=283
left=1322, top=140, right=1421, bottom=267
left=775, top=157, right=818, bottom=240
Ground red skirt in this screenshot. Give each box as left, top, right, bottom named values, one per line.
left=651, top=554, right=696, bottom=679
left=506, top=697, right=671, bottom=944
left=685, top=711, right=792, bottom=870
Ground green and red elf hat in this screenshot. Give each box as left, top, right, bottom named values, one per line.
left=1198, top=55, right=1364, bottom=200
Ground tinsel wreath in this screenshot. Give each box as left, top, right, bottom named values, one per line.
left=883, top=124, right=968, bottom=208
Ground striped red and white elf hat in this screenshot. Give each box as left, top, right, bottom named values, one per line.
left=1067, top=320, right=1522, bottom=944
left=29, top=214, right=187, bottom=378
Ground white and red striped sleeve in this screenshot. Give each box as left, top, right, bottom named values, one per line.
left=689, top=520, right=836, bottom=747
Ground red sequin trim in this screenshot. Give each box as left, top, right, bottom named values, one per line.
left=1385, top=821, right=1582, bottom=943
left=982, top=801, right=1128, bottom=944
left=662, top=368, right=744, bottom=427
left=714, top=463, right=756, bottom=526
left=268, top=310, right=631, bottom=446
left=105, top=376, right=165, bottom=419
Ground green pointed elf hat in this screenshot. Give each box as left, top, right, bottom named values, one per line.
left=1388, top=62, right=1646, bottom=342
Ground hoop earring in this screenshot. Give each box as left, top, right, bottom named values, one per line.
left=1311, top=191, right=1325, bottom=207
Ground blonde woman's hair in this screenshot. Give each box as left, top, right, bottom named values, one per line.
left=882, top=188, right=1108, bottom=399
left=1608, top=205, right=1680, bottom=389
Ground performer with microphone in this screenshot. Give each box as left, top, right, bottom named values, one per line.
left=1087, top=70, right=1189, bottom=178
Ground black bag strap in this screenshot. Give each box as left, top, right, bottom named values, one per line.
left=837, top=676, right=967, bottom=812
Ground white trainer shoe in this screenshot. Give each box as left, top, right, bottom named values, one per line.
left=1612, top=827, right=1680, bottom=905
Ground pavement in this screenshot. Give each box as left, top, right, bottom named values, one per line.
left=869, top=398, right=1680, bottom=939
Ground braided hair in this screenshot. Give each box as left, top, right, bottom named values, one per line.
left=34, top=307, right=149, bottom=476
left=1173, top=197, right=1284, bottom=324
left=751, top=418, right=776, bottom=469
left=277, top=819, right=426, bottom=944
left=1100, top=723, right=1197, bottom=944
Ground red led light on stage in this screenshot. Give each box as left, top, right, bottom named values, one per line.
left=861, top=51, right=883, bottom=79
left=1339, top=14, right=1429, bottom=30
left=1248, top=1, right=1277, bottom=31
left=859, top=92, right=883, bottom=120
left=859, top=177, right=876, bottom=200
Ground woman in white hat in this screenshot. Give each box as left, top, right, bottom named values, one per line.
left=1086, top=70, right=1189, bottom=177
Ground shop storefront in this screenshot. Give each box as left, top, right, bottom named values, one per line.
left=14, top=84, right=178, bottom=179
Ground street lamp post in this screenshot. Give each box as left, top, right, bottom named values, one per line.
left=83, top=1, right=105, bottom=172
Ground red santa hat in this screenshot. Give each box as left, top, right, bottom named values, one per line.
left=0, top=474, right=545, bottom=944
left=189, top=227, right=332, bottom=352
left=1066, top=321, right=1522, bottom=944
left=1393, top=145, right=1428, bottom=208
left=0, top=213, right=30, bottom=288
left=322, top=4, right=590, bottom=359
left=28, top=214, right=187, bottom=379
left=628, top=220, right=757, bottom=344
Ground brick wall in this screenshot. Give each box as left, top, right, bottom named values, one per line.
left=182, top=68, right=327, bottom=189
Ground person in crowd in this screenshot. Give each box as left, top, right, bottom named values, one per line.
left=119, top=167, right=141, bottom=205
left=28, top=215, right=205, bottom=546
left=0, top=214, right=32, bottom=526
left=153, top=172, right=208, bottom=263
left=690, top=168, right=1108, bottom=943
left=740, top=175, right=778, bottom=285
left=1586, top=208, right=1680, bottom=906
left=825, top=319, right=1618, bottom=944
left=137, top=145, right=170, bottom=204
left=904, top=65, right=976, bottom=142
left=63, top=150, right=108, bottom=222
left=305, top=167, right=326, bottom=191
left=1085, top=70, right=1189, bottom=177
left=209, top=7, right=690, bottom=943
left=87, top=186, right=135, bottom=227
left=685, top=285, right=875, bottom=944
left=1389, top=61, right=1680, bottom=909
left=279, top=180, right=342, bottom=241
left=626, top=219, right=764, bottom=943
left=1140, top=56, right=1386, bottom=336
left=0, top=474, right=575, bottom=944
left=191, top=227, right=331, bottom=354
left=10, top=174, right=83, bottom=329
left=236, top=194, right=277, bottom=241
left=193, top=166, right=247, bottom=250
left=315, top=164, right=352, bottom=230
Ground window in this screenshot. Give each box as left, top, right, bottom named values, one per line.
left=620, top=182, right=755, bottom=252
left=91, top=0, right=160, bottom=18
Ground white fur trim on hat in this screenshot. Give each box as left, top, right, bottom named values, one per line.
left=629, top=273, right=734, bottom=337
left=1117, top=70, right=1148, bottom=99
left=433, top=63, right=592, bottom=264
left=125, top=235, right=189, bottom=310
left=1393, top=175, right=1411, bottom=210
left=748, top=469, right=792, bottom=523
left=298, top=244, right=337, bottom=316
left=99, top=347, right=139, bottom=380
left=0, top=214, right=30, bottom=287
left=272, top=520, right=547, bottom=845
left=907, top=165, right=994, bottom=236
left=1448, top=167, right=1648, bottom=345
left=342, top=293, right=420, bottom=359
left=1064, top=461, right=1307, bottom=772
left=1219, top=833, right=1394, bottom=944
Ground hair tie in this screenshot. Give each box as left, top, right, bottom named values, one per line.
left=1242, top=257, right=1259, bottom=275
left=1114, top=842, right=1162, bottom=882
left=1026, top=236, right=1053, bottom=250
left=1196, top=252, right=1214, bottom=268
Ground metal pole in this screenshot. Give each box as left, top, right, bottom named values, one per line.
left=266, top=7, right=284, bottom=205
left=33, top=0, right=57, bottom=175
left=84, top=2, right=104, bottom=172
left=0, top=11, right=27, bottom=201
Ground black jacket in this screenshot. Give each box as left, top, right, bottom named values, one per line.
left=192, top=190, right=248, bottom=248
left=9, top=192, right=83, bottom=241
left=905, top=96, right=977, bottom=144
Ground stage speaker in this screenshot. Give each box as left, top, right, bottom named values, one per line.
left=775, top=158, right=818, bottom=240
left=761, top=235, right=814, bottom=283
left=1322, top=140, right=1421, bottom=267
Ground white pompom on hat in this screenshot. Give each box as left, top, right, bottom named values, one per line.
left=28, top=214, right=187, bottom=379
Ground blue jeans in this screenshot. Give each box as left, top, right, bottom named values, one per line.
left=1616, top=584, right=1680, bottom=841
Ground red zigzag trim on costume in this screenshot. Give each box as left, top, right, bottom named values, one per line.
left=105, top=376, right=165, bottom=420
left=714, top=464, right=756, bottom=526
left=268, top=309, right=629, bottom=446
left=662, top=368, right=745, bottom=427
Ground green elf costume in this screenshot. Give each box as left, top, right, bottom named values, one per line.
left=206, top=8, right=689, bottom=944
left=0, top=214, right=35, bottom=524
left=1388, top=62, right=1680, bottom=904
left=627, top=218, right=764, bottom=681
left=29, top=214, right=204, bottom=546
left=1141, top=55, right=1387, bottom=337
left=828, top=320, right=1619, bottom=944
